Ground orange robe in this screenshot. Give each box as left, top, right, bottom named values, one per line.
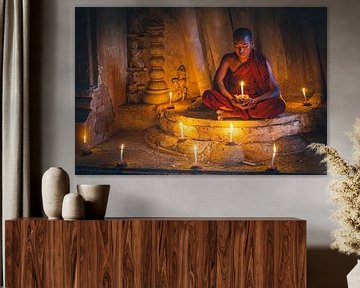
left=202, top=50, right=285, bottom=120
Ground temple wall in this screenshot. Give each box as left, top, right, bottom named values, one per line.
left=89, top=9, right=127, bottom=144
left=96, top=9, right=127, bottom=107
left=162, top=9, right=202, bottom=98
left=121, top=7, right=327, bottom=99
left=75, top=8, right=127, bottom=149
left=175, top=8, right=212, bottom=96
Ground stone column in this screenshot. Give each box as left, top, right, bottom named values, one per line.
left=143, top=19, right=170, bottom=104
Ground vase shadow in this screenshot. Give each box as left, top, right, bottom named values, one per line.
left=308, top=248, right=357, bottom=288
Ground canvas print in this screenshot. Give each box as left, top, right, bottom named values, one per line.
left=75, top=7, right=327, bottom=175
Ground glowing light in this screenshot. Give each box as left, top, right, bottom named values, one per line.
left=271, top=143, right=277, bottom=169
left=302, top=87, right=307, bottom=103
left=179, top=122, right=184, bottom=139
left=120, top=144, right=124, bottom=162
left=194, top=145, right=198, bottom=165
left=169, top=91, right=173, bottom=105
left=229, top=122, right=234, bottom=143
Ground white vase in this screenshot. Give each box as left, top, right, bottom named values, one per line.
left=62, top=192, right=85, bottom=220
left=77, top=184, right=110, bottom=219
left=347, top=260, right=360, bottom=288
left=42, top=167, right=70, bottom=219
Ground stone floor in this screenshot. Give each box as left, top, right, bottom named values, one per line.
left=76, top=129, right=326, bottom=175
left=76, top=97, right=326, bottom=175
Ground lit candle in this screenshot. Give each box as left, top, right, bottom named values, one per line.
left=302, top=87, right=307, bottom=103
left=240, top=81, right=244, bottom=97
left=194, top=145, right=198, bottom=165
left=179, top=122, right=184, bottom=139
left=271, top=143, right=277, bottom=169
left=169, top=91, right=173, bottom=106
left=120, top=144, right=124, bottom=162
left=81, top=131, right=92, bottom=155
left=229, top=122, right=234, bottom=143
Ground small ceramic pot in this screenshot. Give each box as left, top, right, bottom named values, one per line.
left=77, top=184, right=110, bottom=219
left=42, top=167, right=70, bottom=219
left=62, top=192, right=85, bottom=220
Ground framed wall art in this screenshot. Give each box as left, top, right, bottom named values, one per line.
left=75, top=7, right=327, bottom=175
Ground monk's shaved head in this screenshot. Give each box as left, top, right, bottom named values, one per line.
left=233, top=27, right=253, bottom=42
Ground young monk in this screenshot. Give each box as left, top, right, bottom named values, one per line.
left=202, top=27, right=286, bottom=120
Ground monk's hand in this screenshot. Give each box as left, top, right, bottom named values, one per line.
left=234, top=94, right=251, bottom=103
left=229, top=98, right=244, bottom=109
left=240, top=98, right=257, bottom=109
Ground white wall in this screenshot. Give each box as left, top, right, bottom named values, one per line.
left=37, top=0, right=360, bottom=248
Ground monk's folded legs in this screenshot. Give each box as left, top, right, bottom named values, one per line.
left=202, top=90, right=250, bottom=120
left=202, top=89, right=286, bottom=120
left=248, top=97, right=286, bottom=119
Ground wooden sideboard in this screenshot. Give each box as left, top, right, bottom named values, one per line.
left=5, top=218, right=306, bottom=287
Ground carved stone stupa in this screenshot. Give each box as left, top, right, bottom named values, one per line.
left=142, top=19, right=170, bottom=105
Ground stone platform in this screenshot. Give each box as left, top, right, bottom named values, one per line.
left=145, top=100, right=326, bottom=163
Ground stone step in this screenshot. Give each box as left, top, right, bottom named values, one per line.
left=158, top=102, right=325, bottom=144
left=144, top=100, right=325, bottom=163
left=145, top=127, right=309, bottom=163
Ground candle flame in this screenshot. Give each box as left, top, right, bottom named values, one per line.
left=302, top=87, right=306, bottom=96
left=270, top=142, right=277, bottom=169
left=194, top=144, right=198, bottom=164
left=169, top=91, right=173, bottom=106
left=179, top=122, right=184, bottom=138
left=240, top=81, right=245, bottom=96
left=119, top=143, right=125, bottom=162
left=229, top=122, right=234, bottom=142
left=83, top=134, right=87, bottom=144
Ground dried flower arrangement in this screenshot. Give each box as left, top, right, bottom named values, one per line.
left=309, top=118, right=360, bottom=255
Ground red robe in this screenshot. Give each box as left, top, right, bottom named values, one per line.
left=202, top=50, right=285, bottom=120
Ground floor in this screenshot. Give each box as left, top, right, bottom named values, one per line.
left=75, top=129, right=326, bottom=175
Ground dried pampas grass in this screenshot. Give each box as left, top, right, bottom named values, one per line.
left=308, top=118, right=360, bottom=256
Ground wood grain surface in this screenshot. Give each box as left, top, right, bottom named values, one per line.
left=6, top=218, right=306, bottom=287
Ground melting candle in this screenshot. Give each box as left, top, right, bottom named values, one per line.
left=179, top=122, right=184, bottom=139
left=229, top=122, right=234, bottom=142
left=271, top=143, right=277, bottom=169
left=120, top=144, right=124, bottom=162
left=302, top=87, right=307, bottom=103
left=240, top=81, right=244, bottom=96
